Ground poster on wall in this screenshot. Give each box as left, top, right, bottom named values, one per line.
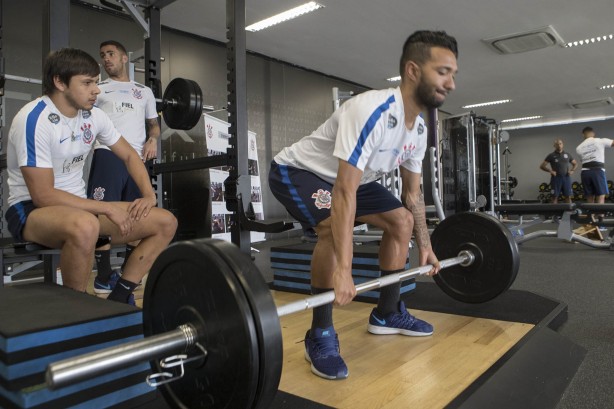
left=204, top=114, right=265, bottom=243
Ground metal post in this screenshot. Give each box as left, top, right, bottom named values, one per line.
left=226, top=0, right=251, bottom=253
left=487, top=124, right=495, bottom=213
left=495, top=132, right=502, bottom=205
left=144, top=6, right=164, bottom=209
left=42, top=0, right=70, bottom=58
left=467, top=115, right=477, bottom=209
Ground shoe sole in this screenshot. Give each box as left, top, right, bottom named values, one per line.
left=304, top=350, right=348, bottom=380
left=367, top=324, right=433, bottom=336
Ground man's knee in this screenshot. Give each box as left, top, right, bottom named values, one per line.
left=66, top=212, right=100, bottom=247
left=154, top=208, right=178, bottom=239
left=386, top=208, right=414, bottom=237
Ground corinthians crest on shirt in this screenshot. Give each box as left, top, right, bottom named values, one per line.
left=92, top=187, right=105, bottom=201
left=311, top=189, right=331, bottom=209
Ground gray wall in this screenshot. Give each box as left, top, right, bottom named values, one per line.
left=505, top=119, right=614, bottom=200
left=0, top=1, right=369, bottom=237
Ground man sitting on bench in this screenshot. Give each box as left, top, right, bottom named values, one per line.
left=4, top=48, right=177, bottom=304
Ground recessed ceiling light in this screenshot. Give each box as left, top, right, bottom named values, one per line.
left=501, top=115, right=543, bottom=123
left=246, top=2, right=324, bottom=32
left=565, top=33, right=614, bottom=47
left=462, top=99, right=511, bottom=109
left=598, top=84, right=614, bottom=90
left=386, top=76, right=401, bottom=82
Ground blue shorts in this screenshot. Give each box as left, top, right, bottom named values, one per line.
left=268, top=161, right=403, bottom=230
left=5, top=201, right=36, bottom=242
left=581, top=169, right=609, bottom=196
left=550, top=175, right=572, bottom=197
left=87, top=149, right=141, bottom=202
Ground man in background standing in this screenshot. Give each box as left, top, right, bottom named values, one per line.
left=88, top=40, right=161, bottom=294
left=576, top=127, right=613, bottom=204
left=540, top=139, right=577, bottom=203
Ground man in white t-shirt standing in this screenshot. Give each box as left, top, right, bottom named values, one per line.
left=4, top=48, right=177, bottom=304
left=576, top=126, right=614, bottom=204
left=87, top=40, right=161, bottom=294
left=269, top=31, right=457, bottom=380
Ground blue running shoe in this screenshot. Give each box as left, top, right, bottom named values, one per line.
left=304, top=326, right=348, bottom=380
left=367, top=301, right=433, bottom=336
left=93, top=271, right=121, bottom=294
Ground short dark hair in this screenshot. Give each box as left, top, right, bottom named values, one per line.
left=42, top=48, right=100, bottom=95
left=399, top=30, right=458, bottom=78
left=582, top=126, right=594, bottom=134
left=100, top=40, right=128, bottom=55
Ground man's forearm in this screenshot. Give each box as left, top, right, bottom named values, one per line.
left=405, top=193, right=430, bottom=249
left=125, top=154, right=155, bottom=199
left=33, top=188, right=111, bottom=216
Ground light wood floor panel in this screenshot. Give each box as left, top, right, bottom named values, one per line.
left=274, top=290, right=533, bottom=409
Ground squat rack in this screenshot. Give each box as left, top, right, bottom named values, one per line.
left=1, top=0, right=287, bottom=253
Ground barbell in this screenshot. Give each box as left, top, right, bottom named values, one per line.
left=0, top=73, right=205, bottom=131
left=46, top=212, right=519, bottom=409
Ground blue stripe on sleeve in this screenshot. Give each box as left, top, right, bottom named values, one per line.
left=25, top=100, right=47, bottom=167
left=278, top=165, right=317, bottom=226
left=348, top=95, right=395, bottom=167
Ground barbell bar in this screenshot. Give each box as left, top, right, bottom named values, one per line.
left=45, top=211, right=519, bottom=409
left=276, top=250, right=474, bottom=317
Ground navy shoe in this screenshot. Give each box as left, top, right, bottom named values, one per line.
left=93, top=271, right=121, bottom=294
left=304, top=326, right=348, bottom=380
left=367, top=301, right=433, bottom=336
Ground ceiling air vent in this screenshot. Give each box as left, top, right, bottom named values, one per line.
left=483, top=25, right=565, bottom=54
left=569, top=97, right=613, bottom=110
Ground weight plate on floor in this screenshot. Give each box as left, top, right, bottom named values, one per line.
left=162, top=78, right=203, bottom=130
left=144, top=239, right=269, bottom=409
left=208, top=240, right=283, bottom=409
left=431, top=212, right=520, bottom=303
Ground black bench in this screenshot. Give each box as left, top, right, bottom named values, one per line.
left=495, top=203, right=576, bottom=216
left=1, top=236, right=112, bottom=286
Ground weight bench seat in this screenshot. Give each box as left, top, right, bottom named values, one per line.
left=2, top=236, right=112, bottom=286
left=578, top=203, right=614, bottom=214
left=495, top=203, right=576, bottom=216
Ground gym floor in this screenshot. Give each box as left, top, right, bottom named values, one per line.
left=252, top=221, right=614, bottom=409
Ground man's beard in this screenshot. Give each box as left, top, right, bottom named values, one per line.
left=416, top=81, right=444, bottom=109
left=65, top=90, right=87, bottom=111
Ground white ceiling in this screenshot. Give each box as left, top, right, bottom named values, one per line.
left=96, top=0, right=614, bottom=128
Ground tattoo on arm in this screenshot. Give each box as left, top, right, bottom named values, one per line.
left=406, top=193, right=430, bottom=248
left=146, top=118, right=160, bottom=138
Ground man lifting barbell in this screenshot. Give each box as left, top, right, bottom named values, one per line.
left=269, top=30, right=458, bottom=379
left=3, top=48, right=177, bottom=304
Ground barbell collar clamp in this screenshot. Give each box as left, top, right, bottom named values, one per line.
left=46, top=324, right=197, bottom=390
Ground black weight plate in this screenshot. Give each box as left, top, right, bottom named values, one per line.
left=431, top=212, right=520, bottom=303
left=162, top=78, right=202, bottom=130
left=208, top=240, right=283, bottom=409
left=189, top=79, right=204, bottom=129
left=143, top=239, right=261, bottom=409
